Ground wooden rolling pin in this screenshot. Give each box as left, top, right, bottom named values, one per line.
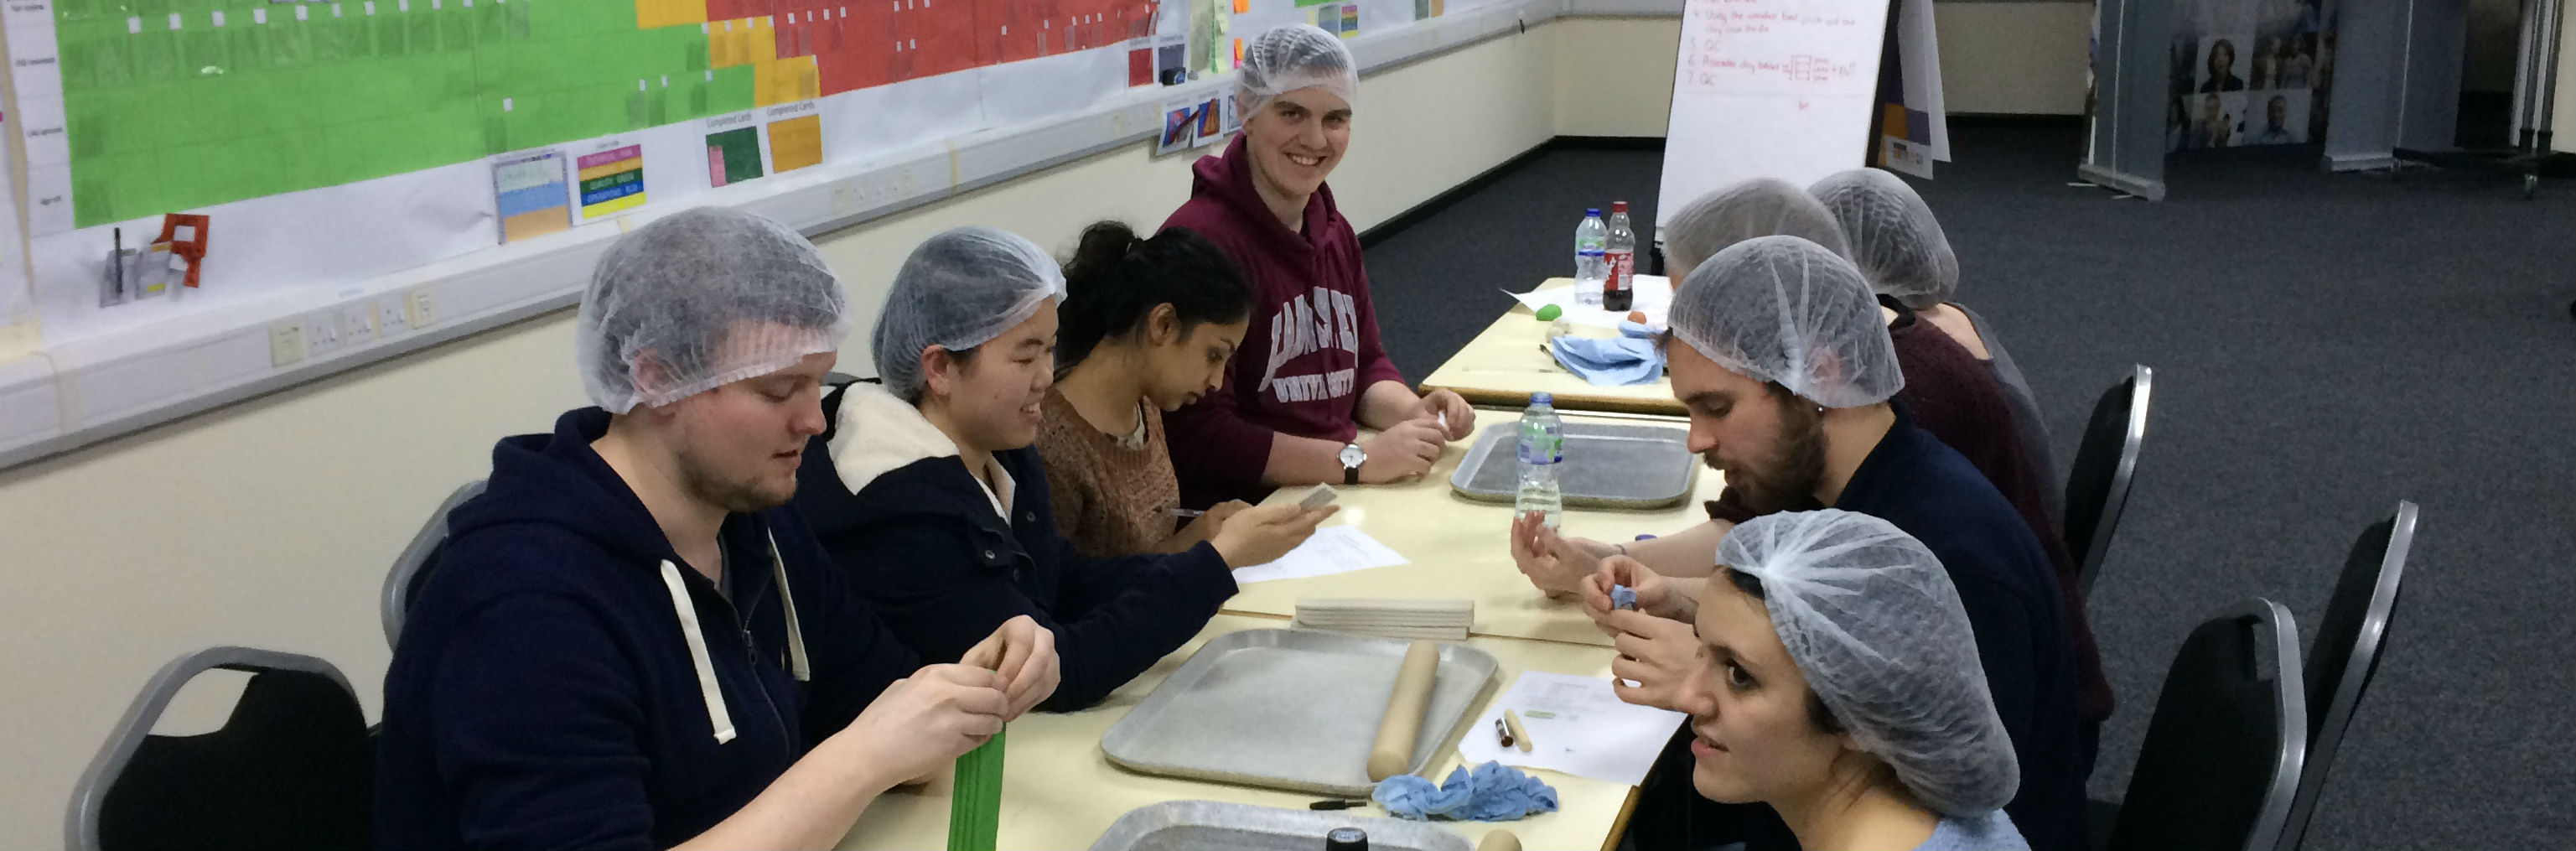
left=1366, top=641, right=1443, bottom=781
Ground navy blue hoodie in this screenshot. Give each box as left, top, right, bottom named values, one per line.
left=376, top=407, right=921, bottom=850
left=793, top=382, right=1237, bottom=710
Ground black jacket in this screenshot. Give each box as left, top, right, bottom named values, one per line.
left=792, top=381, right=1238, bottom=710
left=376, top=407, right=919, bottom=849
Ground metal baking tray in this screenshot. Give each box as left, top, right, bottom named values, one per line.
left=1449, top=421, right=1697, bottom=509
left=1100, top=630, right=1501, bottom=797
left=1088, top=800, right=1471, bottom=851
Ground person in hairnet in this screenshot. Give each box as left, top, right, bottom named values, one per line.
left=1809, top=168, right=2060, bottom=521
left=791, top=226, right=1334, bottom=712
left=1663, top=510, right=2028, bottom=851
left=1568, top=236, right=2089, bottom=851
left=1512, top=180, right=2095, bottom=729
left=1158, top=24, right=1477, bottom=509
left=376, top=208, right=1060, bottom=850
left=1808, top=168, right=2112, bottom=734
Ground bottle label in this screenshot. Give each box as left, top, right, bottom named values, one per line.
left=1606, top=250, right=1635, bottom=291
left=1518, top=433, right=1563, bottom=464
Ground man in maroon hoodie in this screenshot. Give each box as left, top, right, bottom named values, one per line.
left=1161, top=24, right=1477, bottom=508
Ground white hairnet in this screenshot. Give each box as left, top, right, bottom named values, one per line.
left=1663, top=178, right=1851, bottom=275
left=577, top=206, right=849, bottom=413
left=1237, top=24, right=1359, bottom=114
left=871, top=226, right=1065, bottom=402
left=1718, top=509, right=2019, bottom=817
left=1669, top=236, right=1903, bottom=408
left=1809, top=169, right=1958, bottom=309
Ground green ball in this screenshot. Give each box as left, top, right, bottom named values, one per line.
left=1534, top=304, right=1563, bottom=321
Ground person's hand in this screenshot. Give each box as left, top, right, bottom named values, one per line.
left=1357, top=418, right=1446, bottom=484
left=1582, top=555, right=1687, bottom=629
left=1173, top=500, right=1251, bottom=547
left=1510, top=510, right=1615, bottom=594
left=1601, top=609, right=1703, bottom=712
left=833, top=663, right=1008, bottom=788
left=1212, top=503, right=1340, bottom=568
left=957, top=615, right=1060, bottom=719
left=1417, top=389, right=1476, bottom=441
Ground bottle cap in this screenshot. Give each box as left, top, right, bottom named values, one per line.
left=1612, top=200, right=1629, bottom=213
left=1530, top=392, right=1553, bottom=406
left=1584, top=207, right=1600, bottom=217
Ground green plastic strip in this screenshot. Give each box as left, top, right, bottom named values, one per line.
left=946, top=726, right=1006, bottom=851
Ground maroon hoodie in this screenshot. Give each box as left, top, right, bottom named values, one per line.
left=1160, top=135, right=1405, bottom=508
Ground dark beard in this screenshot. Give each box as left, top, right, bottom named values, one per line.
left=1718, top=396, right=1828, bottom=516
left=676, top=447, right=794, bottom=515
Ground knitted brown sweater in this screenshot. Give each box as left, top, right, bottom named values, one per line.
left=1033, top=387, right=1184, bottom=558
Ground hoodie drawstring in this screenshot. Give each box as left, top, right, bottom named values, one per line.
left=658, top=559, right=737, bottom=745
left=660, top=534, right=812, bottom=745
left=767, top=532, right=810, bottom=682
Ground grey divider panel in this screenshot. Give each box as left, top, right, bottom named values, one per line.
left=1449, top=421, right=1697, bottom=510
left=1088, top=802, right=1472, bottom=851
left=1099, top=630, right=1501, bottom=797
left=2325, top=0, right=2470, bottom=169
left=2081, top=0, right=2174, bottom=199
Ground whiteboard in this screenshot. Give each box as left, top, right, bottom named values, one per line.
left=1656, top=0, right=1892, bottom=231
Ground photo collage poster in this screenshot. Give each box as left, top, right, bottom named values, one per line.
left=2166, top=0, right=2337, bottom=152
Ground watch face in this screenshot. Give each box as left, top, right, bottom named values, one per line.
left=1340, top=444, right=1365, bottom=467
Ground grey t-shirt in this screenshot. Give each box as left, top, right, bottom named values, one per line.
left=1914, top=809, right=2030, bottom=851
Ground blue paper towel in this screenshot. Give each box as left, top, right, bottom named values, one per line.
left=1548, top=335, right=1665, bottom=387
left=1371, top=761, right=1560, bottom=822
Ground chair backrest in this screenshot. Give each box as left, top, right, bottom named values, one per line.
left=381, top=480, right=487, bottom=648
left=2063, top=364, right=2153, bottom=599
left=2280, top=501, right=2419, bottom=850
left=2106, top=598, right=2307, bottom=851
left=68, top=647, right=372, bottom=851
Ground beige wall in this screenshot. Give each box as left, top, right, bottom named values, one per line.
left=0, top=8, right=2091, bottom=843
left=2559, top=3, right=2576, bottom=152
left=1549, top=5, right=2094, bottom=136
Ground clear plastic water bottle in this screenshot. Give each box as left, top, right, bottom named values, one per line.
left=1573, top=209, right=1607, bottom=306
left=1516, top=392, right=1564, bottom=529
left=1604, top=201, right=1636, bottom=312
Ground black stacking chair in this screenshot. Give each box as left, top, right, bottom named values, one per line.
left=2065, top=364, right=2153, bottom=600
left=68, top=647, right=371, bottom=851
left=381, top=479, right=486, bottom=648
left=2100, top=599, right=2307, bottom=851
left=2281, top=501, right=2420, bottom=849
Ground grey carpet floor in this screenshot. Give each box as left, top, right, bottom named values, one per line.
left=1359, top=123, right=2576, bottom=849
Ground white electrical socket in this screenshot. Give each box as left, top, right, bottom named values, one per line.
left=374, top=293, right=411, bottom=338
left=268, top=322, right=307, bottom=367
left=339, top=304, right=376, bottom=348
left=405, top=288, right=438, bottom=329
left=303, top=313, right=342, bottom=356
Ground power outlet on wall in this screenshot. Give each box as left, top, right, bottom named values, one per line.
left=303, top=313, right=345, bottom=357
left=374, top=293, right=411, bottom=339
left=268, top=322, right=307, bottom=367
left=404, top=289, right=439, bottom=330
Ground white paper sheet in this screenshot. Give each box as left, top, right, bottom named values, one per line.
left=1232, top=525, right=1409, bottom=584
left=1895, top=0, right=1949, bottom=161
left=1656, top=0, right=1893, bottom=231
left=1454, top=671, right=1688, bottom=786
left=1506, top=276, right=1672, bottom=329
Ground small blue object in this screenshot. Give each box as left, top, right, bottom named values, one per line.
left=1610, top=584, right=1638, bottom=610
left=1548, top=335, right=1665, bottom=387
left=1371, top=761, right=1560, bottom=822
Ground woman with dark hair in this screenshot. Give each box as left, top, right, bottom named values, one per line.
left=1039, top=221, right=1324, bottom=558
left=2200, top=39, right=2247, bottom=91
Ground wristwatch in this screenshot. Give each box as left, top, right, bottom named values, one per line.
left=1339, top=442, right=1366, bottom=485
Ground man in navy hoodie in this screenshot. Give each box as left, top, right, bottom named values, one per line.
left=376, top=207, right=1060, bottom=850
left=1160, top=24, right=1479, bottom=507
